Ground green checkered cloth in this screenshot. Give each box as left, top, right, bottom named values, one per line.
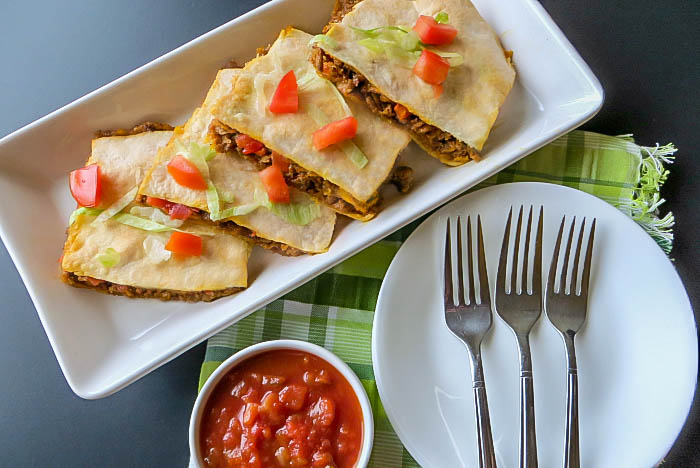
left=197, top=130, right=676, bottom=467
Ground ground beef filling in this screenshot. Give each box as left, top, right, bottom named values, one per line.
left=94, top=121, right=174, bottom=138
left=62, top=271, right=242, bottom=302
left=311, top=48, right=479, bottom=165
left=138, top=196, right=306, bottom=257
left=208, top=120, right=380, bottom=219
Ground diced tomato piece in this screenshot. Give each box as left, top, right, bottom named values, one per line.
left=433, top=83, right=444, bottom=98
left=243, top=403, right=259, bottom=428
left=269, top=70, right=299, bottom=114
left=259, top=166, right=290, bottom=204
left=84, top=277, right=104, bottom=287
left=279, top=384, right=308, bottom=411
left=393, top=103, right=411, bottom=120
left=271, top=151, right=290, bottom=173
left=164, top=231, right=202, bottom=256
left=235, top=134, right=265, bottom=155
left=167, top=155, right=207, bottom=190
left=69, top=164, right=102, bottom=207
left=413, top=15, right=458, bottom=45
left=413, top=49, right=450, bottom=85
left=308, top=397, right=335, bottom=427
left=167, top=203, right=193, bottom=220
left=145, top=196, right=168, bottom=209
left=312, top=116, right=358, bottom=150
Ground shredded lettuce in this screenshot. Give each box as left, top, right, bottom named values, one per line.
left=69, top=207, right=103, bottom=225
left=352, top=24, right=463, bottom=67
left=310, top=34, right=338, bottom=49
left=216, top=203, right=261, bottom=220
left=112, top=213, right=172, bottom=232
left=219, top=191, right=235, bottom=204
left=433, top=50, right=464, bottom=67
left=296, top=69, right=352, bottom=117
left=206, top=182, right=221, bottom=219
left=96, top=248, right=120, bottom=268
left=254, top=189, right=321, bottom=226
left=339, top=140, right=369, bottom=168
left=308, top=107, right=369, bottom=169
left=175, top=140, right=216, bottom=178
left=435, top=11, right=449, bottom=23
left=129, top=206, right=184, bottom=228
left=95, top=186, right=138, bottom=223
left=143, top=235, right=171, bottom=263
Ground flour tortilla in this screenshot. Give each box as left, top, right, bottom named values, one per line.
left=213, top=28, right=411, bottom=204
left=318, top=0, right=515, bottom=152
left=139, top=68, right=337, bottom=254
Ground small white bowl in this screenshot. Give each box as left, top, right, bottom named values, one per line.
left=189, top=339, right=374, bottom=467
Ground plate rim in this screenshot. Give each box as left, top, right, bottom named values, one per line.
left=0, top=0, right=604, bottom=399
left=371, top=181, right=698, bottom=467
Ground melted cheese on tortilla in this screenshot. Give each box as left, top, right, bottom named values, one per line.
left=213, top=28, right=411, bottom=203
left=63, top=130, right=250, bottom=290
left=63, top=216, right=249, bottom=291
left=139, top=69, right=336, bottom=254
left=319, top=0, right=516, bottom=151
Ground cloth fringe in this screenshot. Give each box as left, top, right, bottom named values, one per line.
left=614, top=136, right=677, bottom=254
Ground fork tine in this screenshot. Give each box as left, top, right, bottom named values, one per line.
left=580, top=219, right=596, bottom=297
left=466, top=216, right=477, bottom=305
left=511, top=206, right=524, bottom=294
left=522, top=206, right=533, bottom=294
left=477, top=216, right=490, bottom=305
left=457, top=217, right=467, bottom=306
left=571, top=219, right=586, bottom=295
left=444, top=218, right=453, bottom=306
left=497, top=207, right=513, bottom=294
left=548, top=216, right=566, bottom=294
left=560, top=217, right=576, bottom=294
left=533, top=206, right=544, bottom=294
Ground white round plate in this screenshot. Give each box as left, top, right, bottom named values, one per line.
left=372, top=182, right=697, bottom=468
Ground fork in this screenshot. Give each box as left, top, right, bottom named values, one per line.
left=443, top=215, right=497, bottom=468
left=545, top=216, right=596, bottom=468
left=495, top=206, right=543, bottom=468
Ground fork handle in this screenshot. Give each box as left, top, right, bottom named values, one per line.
left=563, top=333, right=580, bottom=468
left=564, top=368, right=580, bottom=468
left=517, top=335, right=538, bottom=468
left=473, top=381, right=498, bottom=468
left=520, top=372, right=538, bottom=467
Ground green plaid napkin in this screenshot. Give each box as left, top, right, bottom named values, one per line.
left=197, top=131, right=676, bottom=467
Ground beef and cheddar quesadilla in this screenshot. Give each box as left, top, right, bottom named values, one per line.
left=210, top=28, right=412, bottom=221
left=312, top=0, right=515, bottom=165
left=62, top=126, right=250, bottom=302
left=139, top=68, right=337, bottom=255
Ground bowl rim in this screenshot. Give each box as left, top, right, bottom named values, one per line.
left=189, top=339, right=374, bottom=467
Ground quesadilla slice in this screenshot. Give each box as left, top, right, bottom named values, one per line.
left=62, top=126, right=250, bottom=302
left=311, top=0, right=515, bottom=165
left=210, top=27, right=412, bottom=221
left=139, top=68, right=336, bottom=255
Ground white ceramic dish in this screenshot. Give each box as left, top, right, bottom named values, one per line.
left=0, top=0, right=602, bottom=398
left=189, top=339, right=373, bottom=467
left=373, top=182, right=697, bottom=468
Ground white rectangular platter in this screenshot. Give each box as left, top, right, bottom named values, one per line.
left=0, top=0, right=602, bottom=398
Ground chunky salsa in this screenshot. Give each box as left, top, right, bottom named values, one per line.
left=199, top=350, right=364, bottom=467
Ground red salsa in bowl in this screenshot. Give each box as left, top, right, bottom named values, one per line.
left=199, top=349, right=364, bottom=467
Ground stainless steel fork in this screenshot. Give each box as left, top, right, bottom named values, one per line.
left=495, top=206, right=543, bottom=468
left=545, top=216, right=596, bottom=468
left=443, top=215, right=497, bottom=468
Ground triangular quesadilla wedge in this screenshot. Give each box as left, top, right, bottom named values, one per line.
left=210, top=28, right=412, bottom=221
left=311, top=0, right=515, bottom=165
left=139, top=68, right=337, bottom=255
left=62, top=126, right=250, bottom=302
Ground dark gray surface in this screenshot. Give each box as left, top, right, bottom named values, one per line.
left=0, top=0, right=697, bottom=466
